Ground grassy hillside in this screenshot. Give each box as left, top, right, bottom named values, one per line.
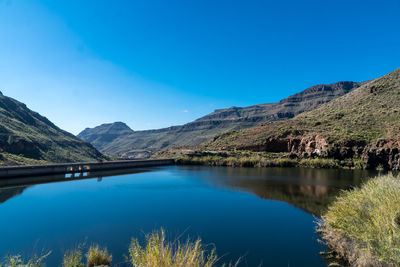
left=204, top=68, right=400, bottom=170
left=0, top=92, right=106, bottom=165
left=80, top=81, right=363, bottom=157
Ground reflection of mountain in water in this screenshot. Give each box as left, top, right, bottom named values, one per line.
left=0, top=186, right=27, bottom=204
left=195, top=167, right=378, bottom=216
left=0, top=166, right=379, bottom=216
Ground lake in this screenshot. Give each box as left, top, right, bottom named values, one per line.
left=0, top=166, right=378, bottom=266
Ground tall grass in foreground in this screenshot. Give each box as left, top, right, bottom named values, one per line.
left=86, top=245, right=112, bottom=267
left=128, top=229, right=236, bottom=267
left=1, top=230, right=232, bottom=267
left=318, top=175, right=400, bottom=266
left=63, top=247, right=85, bottom=267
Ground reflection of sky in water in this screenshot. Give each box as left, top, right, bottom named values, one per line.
left=0, top=166, right=377, bottom=266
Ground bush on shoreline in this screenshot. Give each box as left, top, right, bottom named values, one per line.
left=318, top=175, right=400, bottom=266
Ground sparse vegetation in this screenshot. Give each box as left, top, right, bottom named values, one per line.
left=318, top=175, right=400, bottom=266
left=1, top=230, right=233, bottom=267
left=2, top=251, right=51, bottom=267
left=0, top=152, right=49, bottom=166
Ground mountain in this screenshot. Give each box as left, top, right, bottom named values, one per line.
left=205, top=68, right=400, bottom=170
left=77, top=122, right=134, bottom=152
left=0, top=92, right=106, bottom=165
left=79, top=81, right=363, bottom=157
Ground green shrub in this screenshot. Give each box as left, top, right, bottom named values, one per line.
left=272, top=158, right=298, bottom=167
left=352, top=157, right=367, bottom=169
left=237, top=156, right=260, bottom=167
left=86, top=245, right=112, bottom=267
left=224, top=157, right=238, bottom=166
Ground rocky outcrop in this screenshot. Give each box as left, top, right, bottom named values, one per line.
left=364, top=139, right=400, bottom=170
left=0, top=138, right=41, bottom=158
left=238, top=135, right=330, bottom=157
left=233, top=134, right=400, bottom=170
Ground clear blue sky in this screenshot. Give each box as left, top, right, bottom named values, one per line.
left=0, top=0, right=399, bottom=134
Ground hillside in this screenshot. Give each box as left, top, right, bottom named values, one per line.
left=204, top=68, right=400, bottom=170
left=79, top=81, right=363, bottom=157
left=0, top=92, right=106, bottom=165
left=77, top=122, right=134, bottom=151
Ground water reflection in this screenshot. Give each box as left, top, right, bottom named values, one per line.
left=185, top=166, right=378, bottom=216
left=0, top=186, right=26, bottom=204
left=0, top=166, right=379, bottom=215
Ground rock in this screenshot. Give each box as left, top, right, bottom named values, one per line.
left=364, top=139, right=400, bottom=170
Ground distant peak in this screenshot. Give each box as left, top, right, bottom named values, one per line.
left=78, top=121, right=134, bottom=135
left=109, top=121, right=132, bottom=129
left=113, top=121, right=129, bottom=126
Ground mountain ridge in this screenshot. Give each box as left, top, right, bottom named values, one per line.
left=79, top=81, right=364, bottom=157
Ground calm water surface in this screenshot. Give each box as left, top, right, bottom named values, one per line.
left=0, top=166, right=378, bottom=266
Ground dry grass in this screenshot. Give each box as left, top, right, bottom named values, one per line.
left=86, top=245, right=112, bottom=267
left=318, top=175, right=400, bottom=266
left=1, top=230, right=237, bottom=267
left=63, top=247, right=85, bottom=267
left=128, top=229, right=234, bottom=267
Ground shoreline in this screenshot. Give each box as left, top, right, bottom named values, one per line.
left=170, top=152, right=374, bottom=170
